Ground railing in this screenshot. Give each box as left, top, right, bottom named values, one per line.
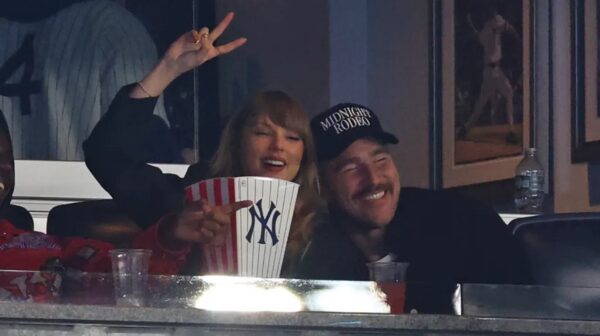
left=0, top=271, right=599, bottom=335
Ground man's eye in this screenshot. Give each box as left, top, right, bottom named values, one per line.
left=341, top=164, right=358, bottom=173
left=374, top=152, right=392, bottom=163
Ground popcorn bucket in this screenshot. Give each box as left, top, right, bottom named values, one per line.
left=185, top=177, right=299, bottom=278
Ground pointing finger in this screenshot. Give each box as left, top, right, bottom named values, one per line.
left=221, top=200, right=253, bottom=214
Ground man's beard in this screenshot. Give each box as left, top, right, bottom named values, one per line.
left=328, top=202, right=389, bottom=234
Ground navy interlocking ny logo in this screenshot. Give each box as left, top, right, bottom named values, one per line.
left=246, top=199, right=281, bottom=245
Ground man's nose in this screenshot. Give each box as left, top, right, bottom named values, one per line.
left=363, top=163, right=383, bottom=185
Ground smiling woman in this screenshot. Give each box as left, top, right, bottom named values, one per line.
left=81, top=10, right=324, bottom=278
left=216, top=91, right=310, bottom=184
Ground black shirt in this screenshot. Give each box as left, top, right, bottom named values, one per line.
left=298, top=187, right=532, bottom=313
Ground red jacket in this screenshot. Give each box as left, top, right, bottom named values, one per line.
left=0, top=219, right=115, bottom=302
left=0, top=219, right=114, bottom=272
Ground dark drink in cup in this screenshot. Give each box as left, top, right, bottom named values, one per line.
left=378, top=281, right=406, bottom=314
left=367, top=261, right=409, bottom=314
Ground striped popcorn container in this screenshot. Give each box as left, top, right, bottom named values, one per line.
left=184, top=177, right=299, bottom=278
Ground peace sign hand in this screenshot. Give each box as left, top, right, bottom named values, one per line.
left=161, top=12, right=247, bottom=78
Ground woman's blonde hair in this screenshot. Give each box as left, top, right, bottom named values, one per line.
left=211, top=91, right=322, bottom=274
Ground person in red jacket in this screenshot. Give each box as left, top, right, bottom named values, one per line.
left=0, top=108, right=114, bottom=272
left=0, top=110, right=115, bottom=301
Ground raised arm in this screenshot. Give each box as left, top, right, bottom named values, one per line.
left=84, top=13, right=247, bottom=229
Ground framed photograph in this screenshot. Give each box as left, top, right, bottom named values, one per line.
left=572, top=0, right=600, bottom=163
left=433, top=0, right=532, bottom=188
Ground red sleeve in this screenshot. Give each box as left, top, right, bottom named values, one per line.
left=60, top=238, right=114, bottom=273
left=132, top=214, right=192, bottom=275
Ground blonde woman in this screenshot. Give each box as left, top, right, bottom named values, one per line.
left=84, top=12, right=323, bottom=277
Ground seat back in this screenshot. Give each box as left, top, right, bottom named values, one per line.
left=6, top=204, right=34, bottom=231
left=47, top=200, right=141, bottom=247
left=508, top=213, right=600, bottom=316
left=509, top=213, right=600, bottom=288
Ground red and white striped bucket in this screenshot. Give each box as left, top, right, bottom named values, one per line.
left=185, top=177, right=298, bottom=278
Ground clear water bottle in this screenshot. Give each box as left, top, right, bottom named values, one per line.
left=514, top=148, right=545, bottom=212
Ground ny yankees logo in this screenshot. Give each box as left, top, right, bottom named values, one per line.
left=246, top=199, right=281, bottom=245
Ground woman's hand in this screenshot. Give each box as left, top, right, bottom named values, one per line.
left=170, top=199, right=253, bottom=246
left=131, top=12, right=246, bottom=98
left=161, top=12, right=247, bottom=78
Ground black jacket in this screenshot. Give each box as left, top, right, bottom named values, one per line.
left=83, top=84, right=207, bottom=230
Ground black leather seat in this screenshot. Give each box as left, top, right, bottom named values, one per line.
left=47, top=200, right=141, bottom=247
left=507, top=213, right=600, bottom=318
left=6, top=204, right=34, bottom=231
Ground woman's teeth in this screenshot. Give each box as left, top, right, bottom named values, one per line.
left=264, top=159, right=285, bottom=167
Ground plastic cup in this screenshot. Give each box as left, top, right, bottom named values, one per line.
left=109, top=249, right=151, bottom=307
left=366, top=262, right=409, bottom=314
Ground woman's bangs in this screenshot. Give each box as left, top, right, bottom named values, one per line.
left=266, top=103, right=308, bottom=138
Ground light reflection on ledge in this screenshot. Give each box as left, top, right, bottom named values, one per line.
left=193, top=276, right=303, bottom=312
left=191, top=276, right=390, bottom=313
left=0, top=271, right=396, bottom=314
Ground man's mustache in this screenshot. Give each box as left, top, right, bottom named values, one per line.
left=352, top=183, right=393, bottom=200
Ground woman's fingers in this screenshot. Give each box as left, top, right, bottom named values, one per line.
left=183, top=13, right=246, bottom=64
left=209, top=12, right=235, bottom=40
left=159, top=12, right=245, bottom=79
left=223, top=200, right=254, bottom=213
left=215, top=37, right=247, bottom=56
left=199, top=200, right=252, bottom=244
left=198, top=219, right=229, bottom=245
left=175, top=29, right=206, bottom=54
left=202, top=218, right=225, bottom=232
left=178, top=199, right=252, bottom=244
left=193, top=27, right=210, bottom=43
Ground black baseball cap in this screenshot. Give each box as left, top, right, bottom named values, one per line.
left=310, top=103, right=398, bottom=161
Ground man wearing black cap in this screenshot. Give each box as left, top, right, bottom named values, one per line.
left=298, top=103, right=531, bottom=313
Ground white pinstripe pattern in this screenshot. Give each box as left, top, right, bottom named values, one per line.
left=236, top=176, right=298, bottom=278
left=237, top=177, right=248, bottom=275
left=0, top=0, right=168, bottom=160
left=220, top=180, right=235, bottom=274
